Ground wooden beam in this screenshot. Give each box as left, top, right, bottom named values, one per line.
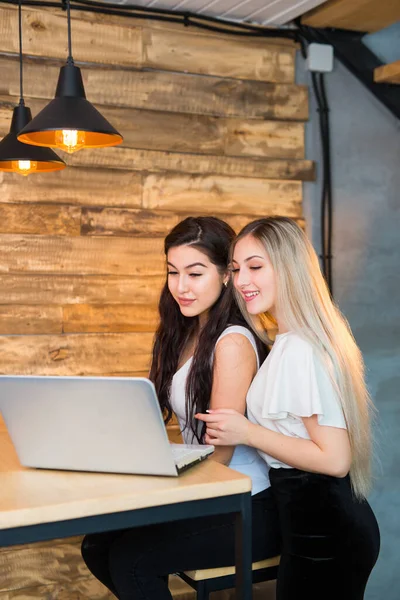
left=0, top=57, right=309, bottom=121
left=68, top=146, right=313, bottom=181
left=0, top=168, right=142, bottom=208
left=0, top=99, right=305, bottom=160
left=0, top=204, right=81, bottom=236
left=0, top=6, right=142, bottom=67
left=0, top=305, right=62, bottom=335
left=0, top=235, right=165, bottom=276
left=80, top=207, right=305, bottom=238
left=7, top=4, right=297, bottom=46
left=67, top=149, right=314, bottom=182
left=301, top=0, right=400, bottom=33
left=143, top=174, right=302, bottom=217
left=0, top=333, right=153, bottom=376
left=0, top=275, right=164, bottom=306
left=142, top=28, right=296, bottom=83
left=0, top=6, right=295, bottom=82
left=374, top=60, right=400, bottom=84
left=63, top=304, right=158, bottom=333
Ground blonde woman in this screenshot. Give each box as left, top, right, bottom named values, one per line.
left=197, top=217, right=380, bottom=600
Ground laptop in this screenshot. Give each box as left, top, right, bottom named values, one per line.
left=0, top=376, right=214, bottom=476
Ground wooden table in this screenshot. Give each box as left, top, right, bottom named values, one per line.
left=0, top=430, right=253, bottom=599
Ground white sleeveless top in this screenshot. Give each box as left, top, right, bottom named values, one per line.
left=170, top=325, right=271, bottom=495
left=247, top=331, right=347, bottom=470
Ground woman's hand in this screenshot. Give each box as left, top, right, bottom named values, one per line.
left=195, top=409, right=252, bottom=446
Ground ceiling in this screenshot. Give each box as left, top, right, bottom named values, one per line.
left=101, top=0, right=328, bottom=26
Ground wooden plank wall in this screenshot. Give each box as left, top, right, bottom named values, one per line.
left=0, top=5, right=310, bottom=598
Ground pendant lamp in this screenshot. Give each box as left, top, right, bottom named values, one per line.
left=17, top=0, right=123, bottom=153
left=0, top=0, right=66, bottom=175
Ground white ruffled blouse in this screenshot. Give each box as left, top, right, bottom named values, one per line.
left=246, top=331, right=347, bottom=470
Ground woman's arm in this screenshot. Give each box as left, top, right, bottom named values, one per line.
left=207, top=334, right=257, bottom=465
left=196, top=410, right=352, bottom=477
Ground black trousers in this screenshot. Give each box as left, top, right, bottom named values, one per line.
left=81, top=487, right=280, bottom=599
left=269, top=468, right=380, bottom=600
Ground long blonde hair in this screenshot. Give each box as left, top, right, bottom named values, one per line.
left=233, top=217, right=374, bottom=499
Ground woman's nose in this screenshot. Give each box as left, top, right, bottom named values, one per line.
left=177, top=275, right=189, bottom=294
left=235, top=268, right=249, bottom=288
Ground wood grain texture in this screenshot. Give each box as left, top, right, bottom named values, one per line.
left=301, top=0, right=400, bottom=32
left=0, top=333, right=153, bottom=375
left=25, top=3, right=295, bottom=46
left=63, top=304, right=159, bottom=333
left=143, top=28, right=295, bottom=82
left=0, top=98, right=305, bottom=160
left=81, top=207, right=179, bottom=237
left=0, top=235, right=165, bottom=276
left=0, top=6, right=142, bottom=66
left=143, top=174, right=302, bottom=217
left=0, top=539, right=87, bottom=590
left=374, top=59, right=400, bottom=84
left=68, top=148, right=314, bottom=181
left=0, top=577, right=195, bottom=599
left=0, top=204, right=81, bottom=236
left=0, top=580, right=115, bottom=599
left=81, top=207, right=304, bottom=238
left=1, top=5, right=295, bottom=82
left=0, top=169, right=142, bottom=208
left=0, top=275, right=164, bottom=306
left=0, top=57, right=308, bottom=120
left=0, top=305, right=62, bottom=335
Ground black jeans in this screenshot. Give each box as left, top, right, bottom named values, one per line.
left=269, top=468, right=380, bottom=600
left=81, top=487, right=280, bottom=599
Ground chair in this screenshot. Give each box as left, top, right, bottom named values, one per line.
left=177, top=555, right=280, bottom=600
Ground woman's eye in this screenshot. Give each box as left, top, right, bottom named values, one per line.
left=167, top=271, right=178, bottom=276
left=230, top=268, right=239, bottom=274
left=250, top=266, right=262, bottom=270
left=189, top=273, right=202, bottom=277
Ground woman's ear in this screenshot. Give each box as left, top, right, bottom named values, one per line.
left=223, top=272, right=230, bottom=287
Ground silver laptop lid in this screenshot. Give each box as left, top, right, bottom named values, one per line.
left=0, top=376, right=179, bottom=477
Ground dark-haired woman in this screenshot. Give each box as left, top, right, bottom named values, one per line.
left=81, top=217, right=280, bottom=600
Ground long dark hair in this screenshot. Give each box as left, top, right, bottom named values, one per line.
left=149, top=216, right=266, bottom=443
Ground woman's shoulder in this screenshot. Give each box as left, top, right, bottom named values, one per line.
left=215, top=325, right=259, bottom=360
left=271, top=332, right=334, bottom=382
left=217, top=325, right=258, bottom=349
left=273, top=331, right=314, bottom=357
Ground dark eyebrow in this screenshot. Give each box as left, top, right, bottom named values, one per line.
left=167, top=261, right=208, bottom=269
left=231, top=255, right=264, bottom=264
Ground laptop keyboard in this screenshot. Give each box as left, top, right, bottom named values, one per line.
left=170, top=445, right=202, bottom=463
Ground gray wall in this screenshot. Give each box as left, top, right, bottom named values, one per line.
left=297, top=43, right=400, bottom=599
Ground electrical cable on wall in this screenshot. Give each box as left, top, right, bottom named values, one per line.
left=0, top=0, right=299, bottom=40
left=311, top=71, right=333, bottom=295
left=298, top=24, right=334, bottom=296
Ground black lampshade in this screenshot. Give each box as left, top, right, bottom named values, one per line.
left=0, top=102, right=66, bottom=174
left=17, top=63, right=123, bottom=153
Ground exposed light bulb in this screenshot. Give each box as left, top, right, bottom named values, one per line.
left=55, top=129, right=86, bottom=153
left=12, top=160, right=38, bottom=176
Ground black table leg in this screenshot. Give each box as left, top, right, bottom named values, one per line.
left=235, top=491, right=252, bottom=599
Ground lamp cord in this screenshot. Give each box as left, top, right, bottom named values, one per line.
left=66, top=0, right=73, bottom=64
left=18, top=0, right=24, bottom=104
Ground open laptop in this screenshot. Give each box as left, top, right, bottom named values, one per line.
left=0, top=376, right=214, bottom=476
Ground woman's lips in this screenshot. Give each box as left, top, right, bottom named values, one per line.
left=242, top=291, right=259, bottom=303
left=178, top=298, right=196, bottom=307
